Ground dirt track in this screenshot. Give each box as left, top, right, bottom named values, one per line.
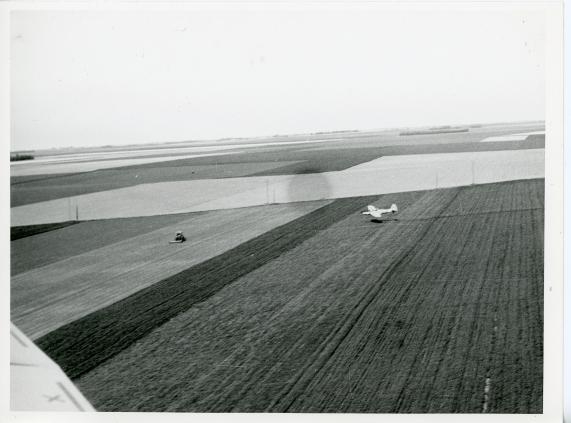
left=52, top=179, right=544, bottom=413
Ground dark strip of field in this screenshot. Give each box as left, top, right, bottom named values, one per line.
left=11, top=221, right=79, bottom=242
left=11, top=135, right=544, bottom=207
left=526, top=134, right=545, bottom=143
left=11, top=213, right=199, bottom=276
left=72, top=180, right=543, bottom=413
left=11, top=172, right=91, bottom=185
left=36, top=195, right=379, bottom=379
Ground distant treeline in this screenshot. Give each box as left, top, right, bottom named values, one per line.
left=400, top=128, right=469, bottom=136
left=430, top=124, right=482, bottom=130
left=271, top=129, right=359, bottom=138
left=10, top=152, right=35, bottom=161
left=313, top=130, right=359, bottom=135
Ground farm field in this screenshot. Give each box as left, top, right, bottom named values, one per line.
left=28, top=179, right=543, bottom=413
left=22, top=122, right=544, bottom=159
left=10, top=124, right=544, bottom=207
left=11, top=221, right=80, bottom=242
left=9, top=152, right=240, bottom=177
left=10, top=148, right=544, bottom=227
left=11, top=201, right=329, bottom=339
left=11, top=213, right=202, bottom=275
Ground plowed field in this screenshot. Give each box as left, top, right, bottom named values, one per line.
left=12, top=201, right=329, bottom=339
left=50, top=179, right=544, bottom=413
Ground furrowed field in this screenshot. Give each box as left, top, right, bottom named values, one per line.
left=11, top=201, right=330, bottom=339
left=24, top=179, right=542, bottom=413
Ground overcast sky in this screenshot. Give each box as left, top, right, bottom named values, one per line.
left=11, top=8, right=545, bottom=150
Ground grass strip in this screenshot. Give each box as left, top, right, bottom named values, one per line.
left=36, top=196, right=378, bottom=380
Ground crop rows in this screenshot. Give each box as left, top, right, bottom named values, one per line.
left=72, top=179, right=543, bottom=413
left=12, top=202, right=327, bottom=339
left=36, top=195, right=383, bottom=378
left=283, top=190, right=543, bottom=412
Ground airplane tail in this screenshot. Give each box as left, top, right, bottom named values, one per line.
left=391, top=204, right=398, bottom=213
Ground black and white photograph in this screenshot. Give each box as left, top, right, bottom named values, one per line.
left=3, top=0, right=565, bottom=420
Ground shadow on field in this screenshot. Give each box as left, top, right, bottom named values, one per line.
left=285, top=166, right=332, bottom=205
left=370, top=218, right=399, bottom=224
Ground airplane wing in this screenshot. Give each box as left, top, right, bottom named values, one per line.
left=11, top=323, right=95, bottom=411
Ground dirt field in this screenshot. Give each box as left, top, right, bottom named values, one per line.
left=11, top=201, right=329, bottom=339
left=11, top=213, right=202, bottom=275
left=30, top=179, right=543, bottom=413
left=11, top=120, right=545, bottom=413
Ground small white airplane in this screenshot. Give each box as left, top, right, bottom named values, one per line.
left=362, top=204, right=398, bottom=219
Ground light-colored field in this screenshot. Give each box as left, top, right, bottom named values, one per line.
left=10, top=152, right=241, bottom=177
left=343, top=148, right=543, bottom=171
left=481, top=131, right=544, bottom=142
left=11, top=201, right=329, bottom=340
left=10, top=148, right=544, bottom=226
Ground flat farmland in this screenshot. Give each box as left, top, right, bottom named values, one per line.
left=11, top=201, right=329, bottom=340
left=32, top=179, right=543, bottom=413
left=10, top=148, right=544, bottom=226
left=11, top=124, right=544, bottom=207
left=11, top=213, right=200, bottom=274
